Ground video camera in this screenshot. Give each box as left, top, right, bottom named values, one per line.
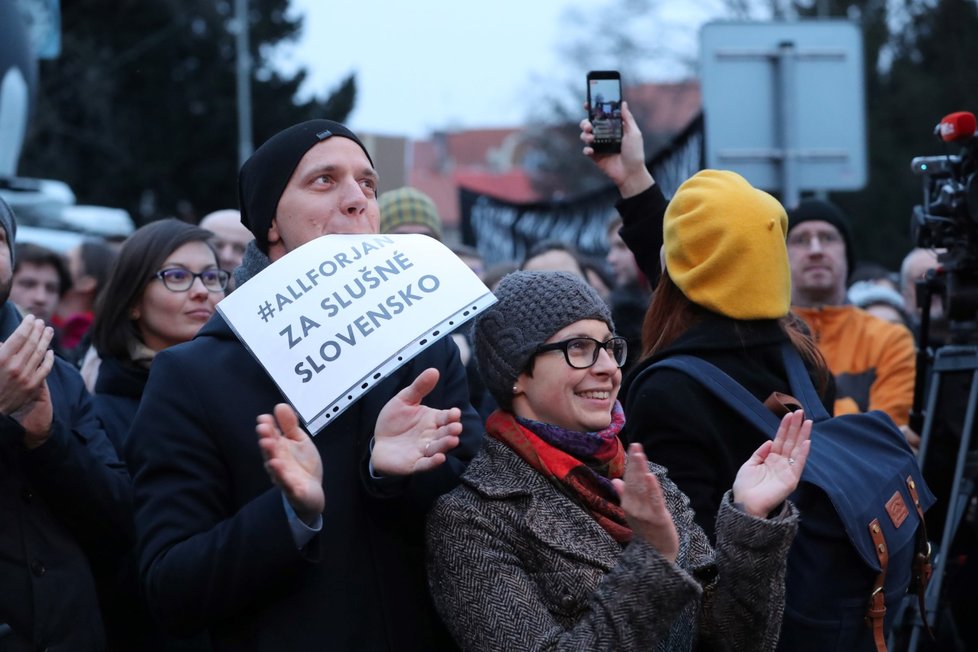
left=911, top=111, right=978, bottom=331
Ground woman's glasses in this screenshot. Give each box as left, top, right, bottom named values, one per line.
left=155, top=268, right=229, bottom=293
left=534, top=336, right=628, bottom=369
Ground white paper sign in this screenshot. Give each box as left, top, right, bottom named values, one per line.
left=217, top=234, right=496, bottom=434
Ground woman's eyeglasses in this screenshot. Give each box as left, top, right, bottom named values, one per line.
left=534, top=336, right=628, bottom=369
left=155, top=268, right=229, bottom=293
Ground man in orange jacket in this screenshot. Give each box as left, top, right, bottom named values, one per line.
left=787, top=199, right=917, bottom=445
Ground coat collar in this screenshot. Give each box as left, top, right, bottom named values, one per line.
left=461, top=437, right=623, bottom=571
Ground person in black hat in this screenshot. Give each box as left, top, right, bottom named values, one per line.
left=125, top=120, right=482, bottom=650
left=786, top=199, right=917, bottom=439
left=0, top=196, right=132, bottom=651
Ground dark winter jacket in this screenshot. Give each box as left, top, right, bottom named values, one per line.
left=615, top=184, right=832, bottom=540
left=621, top=316, right=832, bottom=540
left=125, top=310, right=482, bottom=651
left=0, top=301, right=132, bottom=652
left=93, top=355, right=147, bottom=454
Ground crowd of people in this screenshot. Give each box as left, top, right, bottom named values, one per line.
left=0, top=105, right=971, bottom=652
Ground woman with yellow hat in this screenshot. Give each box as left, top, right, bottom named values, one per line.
left=580, top=103, right=833, bottom=542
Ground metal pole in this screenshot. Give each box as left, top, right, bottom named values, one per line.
left=776, top=41, right=800, bottom=209
left=235, top=0, right=253, bottom=168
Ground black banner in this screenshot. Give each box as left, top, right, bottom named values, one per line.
left=461, top=113, right=704, bottom=267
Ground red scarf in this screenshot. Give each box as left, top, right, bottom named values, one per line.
left=486, top=407, right=632, bottom=543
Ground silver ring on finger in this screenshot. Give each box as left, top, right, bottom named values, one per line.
left=788, top=458, right=796, bottom=465
left=424, top=441, right=431, bottom=457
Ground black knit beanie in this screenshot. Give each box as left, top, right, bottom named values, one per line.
left=238, top=120, right=374, bottom=254
left=473, top=270, right=613, bottom=412
left=0, top=196, right=17, bottom=266
left=787, top=198, right=856, bottom=277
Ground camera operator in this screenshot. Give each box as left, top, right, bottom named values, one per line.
left=903, top=110, right=978, bottom=649
left=899, top=244, right=977, bottom=651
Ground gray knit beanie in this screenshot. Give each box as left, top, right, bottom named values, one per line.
left=473, top=270, right=613, bottom=412
left=0, top=196, right=17, bottom=265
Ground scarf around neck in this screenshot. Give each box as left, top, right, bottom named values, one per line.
left=486, top=402, right=632, bottom=543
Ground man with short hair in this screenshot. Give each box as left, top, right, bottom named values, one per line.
left=605, top=212, right=649, bottom=374
left=787, top=199, right=915, bottom=428
left=9, top=242, right=71, bottom=323
left=199, top=208, right=253, bottom=290
left=54, top=238, right=117, bottom=354
left=0, top=197, right=131, bottom=651
left=900, top=247, right=944, bottom=329
left=126, top=120, right=481, bottom=650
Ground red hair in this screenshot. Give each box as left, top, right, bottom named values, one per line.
left=640, top=271, right=830, bottom=393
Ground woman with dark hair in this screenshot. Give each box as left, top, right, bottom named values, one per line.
left=91, top=218, right=227, bottom=451
left=89, top=219, right=225, bottom=651
left=426, top=270, right=811, bottom=651
left=580, top=102, right=832, bottom=542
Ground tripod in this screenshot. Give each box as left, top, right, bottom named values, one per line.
left=894, top=344, right=978, bottom=652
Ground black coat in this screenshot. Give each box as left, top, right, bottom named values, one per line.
left=621, top=316, right=833, bottom=541
left=615, top=184, right=832, bottom=541
left=0, top=302, right=132, bottom=652
left=93, top=355, right=147, bottom=454
left=94, top=356, right=209, bottom=652
left=125, top=313, right=483, bottom=651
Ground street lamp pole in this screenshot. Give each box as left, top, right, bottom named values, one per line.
left=235, top=0, right=253, bottom=168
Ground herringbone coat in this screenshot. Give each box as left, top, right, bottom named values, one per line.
left=427, top=437, right=798, bottom=651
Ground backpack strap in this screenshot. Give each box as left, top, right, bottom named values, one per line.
left=780, top=343, right=832, bottom=421
left=906, top=476, right=935, bottom=641
left=642, top=356, right=783, bottom=438
left=866, top=519, right=889, bottom=652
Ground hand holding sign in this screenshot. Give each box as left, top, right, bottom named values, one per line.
left=371, top=368, right=462, bottom=476
left=256, top=404, right=325, bottom=523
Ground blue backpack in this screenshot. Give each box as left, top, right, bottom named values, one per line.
left=640, top=343, right=935, bottom=652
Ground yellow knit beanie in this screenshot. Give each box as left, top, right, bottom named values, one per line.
left=664, top=169, right=790, bottom=319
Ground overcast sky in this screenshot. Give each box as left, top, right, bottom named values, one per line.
left=277, top=0, right=584, bottom=138
left=277, top=0, right=724, bottom=139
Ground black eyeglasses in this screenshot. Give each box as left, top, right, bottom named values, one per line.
left=534, top=336, right=628, bottom=369
left=155, top=268, right=229, bottom=293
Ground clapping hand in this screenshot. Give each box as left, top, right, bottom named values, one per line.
left=0, top=315, right=56, bottom=447
left=612, top=443, right=679, bottom=563
left=732, top=410, right=812, bottom=518
left=256, top=404, right=324, bottom=524
left=371, top=368, right=462, bottom=477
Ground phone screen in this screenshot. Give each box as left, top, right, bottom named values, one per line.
left=587, top=71, right=622, bottom=153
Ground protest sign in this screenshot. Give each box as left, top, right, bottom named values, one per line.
left=217, top=234, right=496, bottom=434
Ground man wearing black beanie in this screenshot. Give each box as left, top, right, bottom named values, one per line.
left=125, top=120, right=482, bottom=651
left=0, top=196, right=132, bottom=651
left=786, top=199, right=916, bottom=443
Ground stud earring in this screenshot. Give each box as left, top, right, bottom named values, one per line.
left=512, top=385, right=519, bottom=394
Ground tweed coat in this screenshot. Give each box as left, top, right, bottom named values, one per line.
left=427, top=437, right=798, bottom=652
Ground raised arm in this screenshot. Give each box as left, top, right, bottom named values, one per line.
left=581, top=101, right=667, bottom=287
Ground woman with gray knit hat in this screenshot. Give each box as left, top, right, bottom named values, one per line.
left=426, top=269, right=811, bottom=651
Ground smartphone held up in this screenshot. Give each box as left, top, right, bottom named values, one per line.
left=587, top=70, right=623, bottom=154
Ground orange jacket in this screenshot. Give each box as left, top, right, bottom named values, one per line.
left=793, top=304, right=916, bottom=426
